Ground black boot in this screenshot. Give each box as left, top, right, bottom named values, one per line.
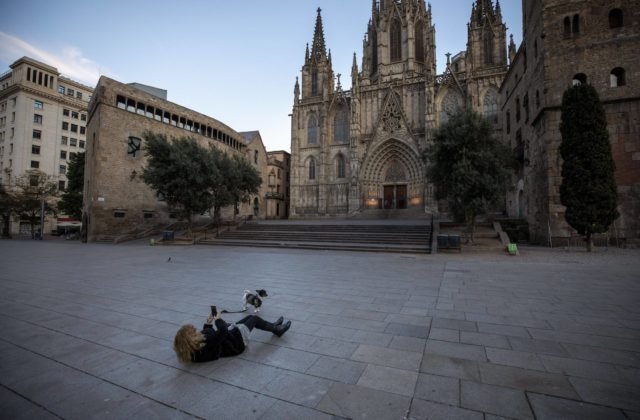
left=274, top=316, right=284, bottom=326
left=255, top=318, right=291, bottom=337
left=273, top=320, right=291, bottom=337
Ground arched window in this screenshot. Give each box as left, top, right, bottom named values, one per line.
left=371, top=30, right=378, bottom=76
left=563, top=17, right=571, bottom=38
left=483, top=29, right=495, bottom=65
left=415, top=20, right=425, bottom=63
left=572, top=14, right=580, bottom=34
left=333, top=107, right=349, bottom=143
left=483, top=89, right=498, bottom=123
left=336, top=155, right=346, bottom=179
left=609, top=8, right=623, bottom=28
left=572, top=73, right=587, bottom=86
left=311, top=69, right=318, bottom=96
left=610, top=68, right=626, bottom=87
left=390, top=18, right=402, bottom=62
left=516, top=97, right=521, bottom=122
left=506, top=110, right=511, bottom=134
left=440, top=90, right=462, bottom=125
left=307, top=115, right=318, bottom=145
left=308, top=157, right=316, bottom=180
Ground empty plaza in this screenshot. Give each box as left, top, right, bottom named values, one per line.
left=1, top=240, right=639, bottom=419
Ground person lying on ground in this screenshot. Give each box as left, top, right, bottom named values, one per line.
left=173, top=312, right=291, bottom=363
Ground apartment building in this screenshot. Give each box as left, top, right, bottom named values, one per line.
left=0, top=56, right=93, bottom=235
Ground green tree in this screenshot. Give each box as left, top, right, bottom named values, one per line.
left=560, top=84, right=618, bottom=251
left=142, top=132, right=220, bottom=235
left=14, top=170, right=58, bottom=238
left=0, top=183, right=18, bottom=238
left=208, top=149, right=234, bottom=225
left=59, top=152, right=85, bottom=220
left=424, top=107, right=513, bottom=243
left=227, top=155, right=262, bottom=221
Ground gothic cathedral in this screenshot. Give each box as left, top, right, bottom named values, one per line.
left=290, top=0, right=508, bottom=218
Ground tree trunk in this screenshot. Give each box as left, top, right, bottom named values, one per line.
left=586, top=231, right=593, bottom=252
left=213, top=206, right=222, bottom=226
left=465, top=212, right=476, bottom=244
left=186, top=214, right=193, bottom=238
left=1, top=215, right=11, bottom=238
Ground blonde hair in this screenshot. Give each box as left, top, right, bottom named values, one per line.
left=173, top=324, right=205, bottom=363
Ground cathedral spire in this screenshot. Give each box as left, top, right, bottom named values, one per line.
left=508, top=34, right=516, bottom=64
left=352, top=52, right=359, bottom=81
left=472, top=0, right=495, bottom=26
left=311, top=7, right=327, bottom=60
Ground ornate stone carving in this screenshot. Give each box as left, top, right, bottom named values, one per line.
left=385, top=160, right=406, bottom=182
left=381, top=95, right=402, bottom=133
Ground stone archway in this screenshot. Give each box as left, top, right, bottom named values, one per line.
left=361, top=138, right=425, bottom=210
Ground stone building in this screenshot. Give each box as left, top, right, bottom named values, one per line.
left=240, top=131, right=269, bottom=219
left=290, top=1, right=508, bottom=217
left=84, top=76, right=250, bottom=241
left=266, top=150, right=291, bottom=219
left=0, top=57, right=92, bottom=235
left=501, top=0, right=640, bottom=244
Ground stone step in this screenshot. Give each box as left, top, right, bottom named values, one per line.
left=218, top=233, right=429, bottom=244
left=238, top=224, right=430, bottom=233
left=203, top=221, right=433, bottom=254
left=200, top=238, right=431, bottom=254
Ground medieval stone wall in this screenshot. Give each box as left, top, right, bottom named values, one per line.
left=502, top=0, right=640, bottom=243
left=84, top=77, right=247, bottom=241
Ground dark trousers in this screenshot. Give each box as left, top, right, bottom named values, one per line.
left=236, top=315, right=267, bottom=331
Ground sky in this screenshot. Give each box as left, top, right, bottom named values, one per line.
left=0, top=0, right=522, bottom=152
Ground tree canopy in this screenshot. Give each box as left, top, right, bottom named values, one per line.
left=559, top=83, right=617, bottom=251
left=142, top=132, right=261, bottom=232
left=59, top=152, right=85, bottom=220
left=13, top=170, right=58, bottom=238
left=424, top=106, right=513, bottom=242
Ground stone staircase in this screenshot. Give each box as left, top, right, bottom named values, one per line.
left=200, top=221, right=433, bottom=254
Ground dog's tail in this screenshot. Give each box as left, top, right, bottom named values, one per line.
left=221, top=308, right=249, bottom=314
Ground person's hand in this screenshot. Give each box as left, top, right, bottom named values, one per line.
left=214, top=312, right=222, bottom=320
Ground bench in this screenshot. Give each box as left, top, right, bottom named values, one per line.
left=437, top=234, right=462, bottom=252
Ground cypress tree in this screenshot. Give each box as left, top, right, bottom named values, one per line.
left=559, top=84, right=618, bottom=251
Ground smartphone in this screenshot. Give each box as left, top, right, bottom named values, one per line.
left=210, top=305, right=217, bottom=317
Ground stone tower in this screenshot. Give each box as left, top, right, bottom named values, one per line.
left=465, top=0, right=508, bottom=121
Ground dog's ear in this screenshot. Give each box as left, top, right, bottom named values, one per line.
left=257, top=289, right=268, bottom=297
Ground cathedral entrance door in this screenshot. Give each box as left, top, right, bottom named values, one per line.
left=384, top=186, right=394, bottom=209
left=383, top=185, right=408, bottom=209
left=397, top=185, right=407, bottom=209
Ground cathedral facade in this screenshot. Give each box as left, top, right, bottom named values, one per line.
left=290, top=0, right=508, bottom=218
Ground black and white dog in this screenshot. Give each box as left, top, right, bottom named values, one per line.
left=222, top=289, right=268, bottom=313
left=243, top=289, right=268, bottom=312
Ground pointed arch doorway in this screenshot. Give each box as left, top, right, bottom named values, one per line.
left=360, top=139, right=425, bottom=211
left=383, top=160, right=408, bottom=209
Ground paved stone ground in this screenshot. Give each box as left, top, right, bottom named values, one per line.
left=1, top=240, right=639, bottom=419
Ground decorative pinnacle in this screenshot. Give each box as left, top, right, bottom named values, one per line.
left=311, top=7, right=327, bottom=59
